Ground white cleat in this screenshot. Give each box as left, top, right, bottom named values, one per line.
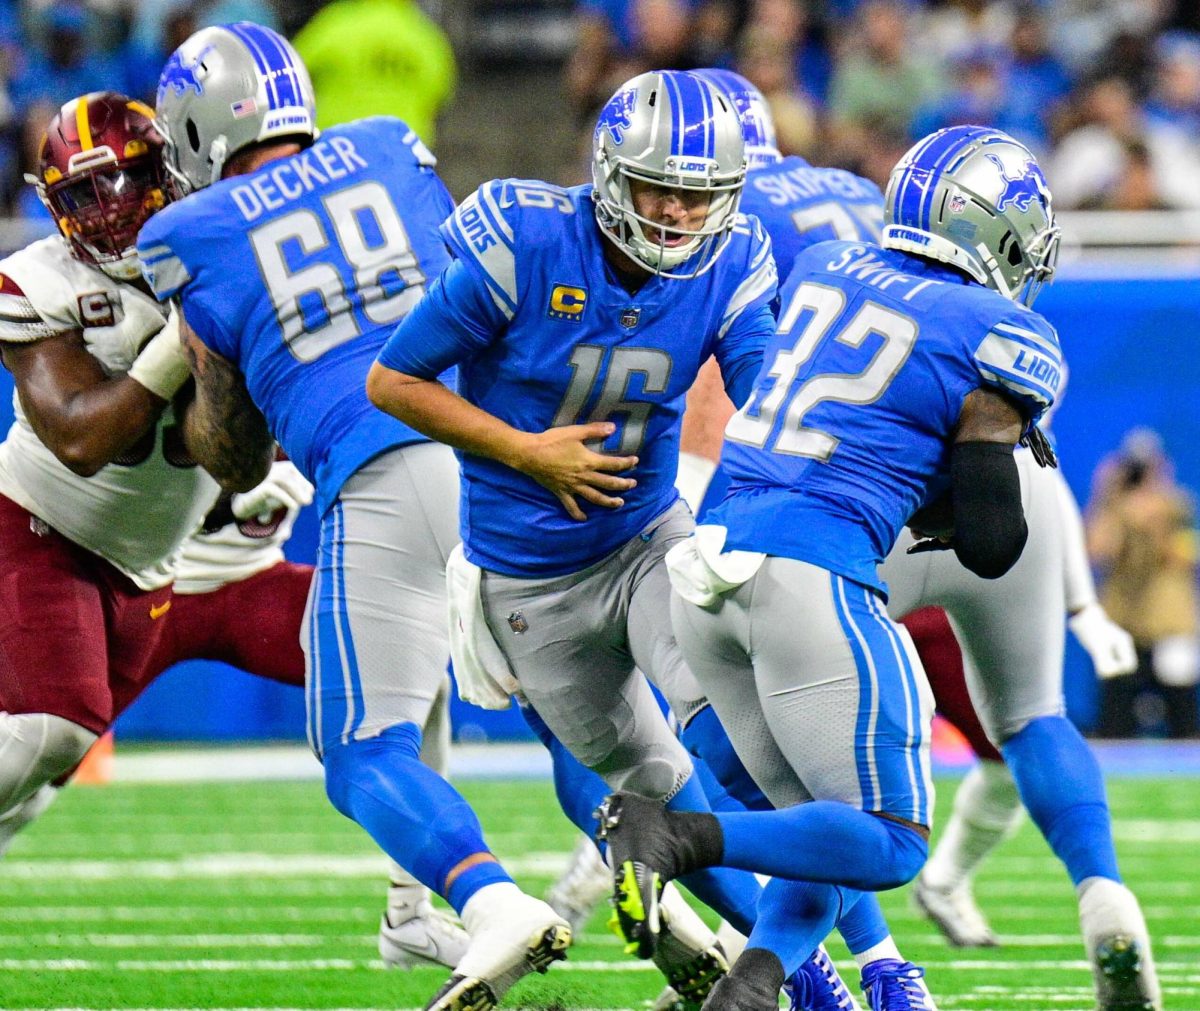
left=424, top=885, right=571, bottom=1011
left=546, top=833, right=611, bottom=935
left=1079, top=878, right=1162, bottom=1011
left=378, top=898, right=470, bottom=970
left=647, top=883, right=729, bottom=1011
left=911, top=873, right=998, bottom=948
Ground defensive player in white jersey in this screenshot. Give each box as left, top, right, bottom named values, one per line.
left=0, top=92, right=219, bottom=835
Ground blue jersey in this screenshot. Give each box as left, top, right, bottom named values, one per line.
left=740, top=156, right=883, bottom=284
left=138, top=118, right=455, bottom=515
left=377, top=179, right=777, bottom=577
left=711, top=240, right=1063, bottom=594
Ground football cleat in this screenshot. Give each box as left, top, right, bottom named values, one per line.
left=785, top=946, right=863, bottom=1011
left=911, top=873, right=999, bottom=948
left=378, top=897, right=470, bottom=970
left=1079, top=878, right=1161, bottom=1010
left=596, top=793, right=688, bottom=959
left=1091, top=935, right=1160, bottom=1010
left=648, top=884, right=729, bottom=1010
left=546, top=834, right=611, bottom=935
left=423, top=894, right=570, bottom=1011
left=860, top=960, right=938, bottom=1011
left=699, top=971, right=781, bottom=1011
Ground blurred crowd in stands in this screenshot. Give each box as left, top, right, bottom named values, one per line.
left=566, top=0, right=1200, bottom=206
left=2, top=0, right=1200, bottom=214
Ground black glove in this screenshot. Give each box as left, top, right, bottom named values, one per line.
left=1020, top=426, right=1058, bottom=468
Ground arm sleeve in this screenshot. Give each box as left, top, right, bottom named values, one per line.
left=951, top=440, right=1028, bottom=579
left=376, top=258, right=507, bottom=378
left=1055, top=466, right=1099, bottom=613
left=715, top=299, right=772, bottom=408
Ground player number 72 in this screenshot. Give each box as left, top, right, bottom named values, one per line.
left=726, top=281, right=917, bottom=461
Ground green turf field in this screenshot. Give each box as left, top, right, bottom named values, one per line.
left=0, top=772, right=1194, bottom=1010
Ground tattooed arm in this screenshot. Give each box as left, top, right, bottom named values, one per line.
left=178, top=311, right=273, bottom=493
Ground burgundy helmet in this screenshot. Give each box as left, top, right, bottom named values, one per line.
left=30, top=92, right=169, bottom=280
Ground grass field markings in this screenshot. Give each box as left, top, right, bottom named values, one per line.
left=0, top=906, right=373, bottom=922
left=0, top=852, right=567, bottom=880
left=0, top=933, right=372, bottom=948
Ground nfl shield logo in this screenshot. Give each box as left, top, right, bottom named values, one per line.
left=507, top=610, right=529, bottom=634
left=949, top=193, right=967, bottom=214
left=620, top=307, right=641, bottom=329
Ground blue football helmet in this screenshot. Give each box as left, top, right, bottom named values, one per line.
left=691, top=68, right=782, bottom=171
left=882, top=125, right=1060, bottom=307
left=592, top=70, right=746, bottom=279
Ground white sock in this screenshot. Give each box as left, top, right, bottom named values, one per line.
left=855, top=936, right=902, bottom=970
left=461, top=881, right=527, bottom=935
left=716, top=918, right=748, bottom=965
left=922, top=761, right=1021, bottom=891
left=1077, top=877, right=1160, bottom=1002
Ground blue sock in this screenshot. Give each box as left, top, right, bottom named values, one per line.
left=717, top=801, right=927, bottom=891
left=836, top=891, right=890, bottom=954
left=1001, top=714, right=1120, bottom=885
left=748, top=877, right=850, bottom=975
left=521, top=703, right=609, bottom=841
left=668, top=771, right=761, bottom=936
left=681, top=705, right=772, bottom=812
left=322, top=723, right=512, bottom=914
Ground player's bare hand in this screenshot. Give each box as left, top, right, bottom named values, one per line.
left=516, top=422, right=638, bottom=521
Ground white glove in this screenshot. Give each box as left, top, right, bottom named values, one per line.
left=231, top=459, right=314, bottom=523
left=128, top=310, right=191, bottom=400
left=1069, top=602, right=1137, bottom=679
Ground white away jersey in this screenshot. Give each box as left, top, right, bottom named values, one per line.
left=0, top=236, right=218, bottom=589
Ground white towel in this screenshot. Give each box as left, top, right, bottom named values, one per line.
left=446, top=544, right=520, bottom=710
left=664, top=524, right=766, bottom=607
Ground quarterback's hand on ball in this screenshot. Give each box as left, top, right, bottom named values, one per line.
left=1069, top=602, right=1137, bottom=679
left=516, top=422, right=638, bottom=522
left=231, top=460, right=315, bottom=523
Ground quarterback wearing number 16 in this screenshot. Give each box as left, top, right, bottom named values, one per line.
left=138, top=22, right=573, bottom=1011
left=369, top=67, right=775, bottom=936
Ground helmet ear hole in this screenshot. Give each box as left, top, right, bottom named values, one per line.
left=1007, top=239, right=1023, bottom=267
left=186, top=118, right=201, bottom=153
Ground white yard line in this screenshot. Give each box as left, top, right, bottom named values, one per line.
left=0, top=852, right=568, bottom=880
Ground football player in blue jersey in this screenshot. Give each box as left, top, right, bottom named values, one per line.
left=594, top=126, right=1108, bottom=1011
left=137, top=23, right=571, bottom=1011
left=368, top=66, right=774, bottom=988
left=671, top=77, right=1161, bottom=1011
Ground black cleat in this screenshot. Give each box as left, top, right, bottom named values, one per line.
left=700, top=971, right=781, bottom=1010
left=597, top=793, right=686, bottom=959
left=1094, top=935, right=1160, bottom=1011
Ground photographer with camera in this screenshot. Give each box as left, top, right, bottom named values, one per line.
left=1087, top=428, right=1200, bottom=738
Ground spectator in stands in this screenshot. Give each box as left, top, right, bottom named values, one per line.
left=827, top=0, right=943, bottom=142
left=565, top=0, right=697, bottom=120
left=744, top=0, right=833, bottom=106
left=1048, top=75, right=1200, bottom=209
left=1087, top=429, right=1200, bottom=739
left=910, top=45, right=1009, bottom=143
left=923, top=0, right=1014, bottom=64
left=9, top=4, right=117, bottom=112
left=1145, top=31, right=1200, bottom=136
left=293, top=0, right=456, bottom=144
left=1002, top=5, right=1072, bottom=151
left=1047, top=0, right=1166, bottom=78
left=736, top=24, right=818, bottom=157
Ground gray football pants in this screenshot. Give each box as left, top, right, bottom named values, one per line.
left=480, top=500, right=704, bottom=800
left=671, top=556, right=934, bottom=824
left=882, top=449, right=1065, bottom=745
left=302, top=442, right=459, bottom=757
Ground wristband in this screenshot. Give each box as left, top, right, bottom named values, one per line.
left=128, top=312, right=191, bottom=401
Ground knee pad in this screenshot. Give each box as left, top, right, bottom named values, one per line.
left=322, top=722, right=422, bottom=818
left=608, top=750, right=691, bottom=801
left=0, top=712, right=97, bottom=812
